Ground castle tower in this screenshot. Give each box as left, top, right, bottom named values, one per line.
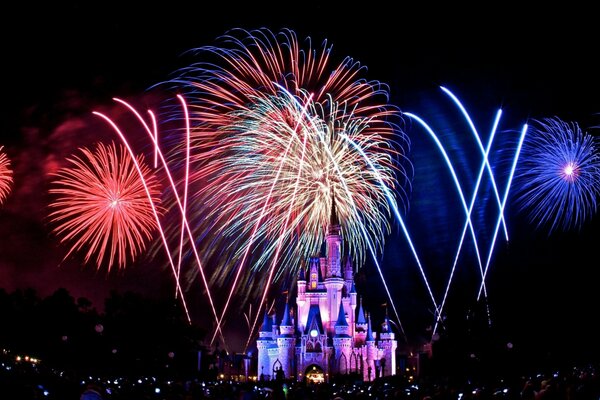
left=296, top=265, right=307, bottom=330
left=324, top=194, right=345, bottom=334
left=365, top=314, right=378, bottom=382
left=355, top=297, right=367, bottom=346
left=256, top=311, right=274, bottom=380
left=333, top=299, right=352, bottom=374
left=378, top=310, right=398, bottom=378
left=307, top=257, right=321, bottom=292
left=277, top=301, right=296, bottom=379
left=344, top=258, right=354, bottom=293
left=349, top=281, right=357, bottom=339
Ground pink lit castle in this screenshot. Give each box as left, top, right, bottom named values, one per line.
left=256, top=201, right=397, bottom=383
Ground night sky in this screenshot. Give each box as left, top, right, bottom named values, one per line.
left=2, top=2, right=599, bottom=360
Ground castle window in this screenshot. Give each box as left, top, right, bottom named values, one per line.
left=306, top=339, right=322, bottom=353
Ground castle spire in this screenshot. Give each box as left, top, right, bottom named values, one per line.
left=281, top=298, right=292, bottom=326
left=336, top=299, right=348, bottom=327
left=366, top=313, right=374, bottom=342
left=260, top=310, right=272, bottom=332
left=357, top=297, right=367, bottom=325
left=330, top=188, right=339, bottom=229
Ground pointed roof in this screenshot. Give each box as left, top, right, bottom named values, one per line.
left=304, top=304, right=325, bottom=335
left=357, top=297, right=366, bottom=324
left=366, top=314, right=374, bottom=341
left=281, top=300, right=292, bottom=326
left=260, top=311, right=272, bottom=332
left=330, top=190, right=339, bottom=228
left=336, top=300, right=348, bottom=327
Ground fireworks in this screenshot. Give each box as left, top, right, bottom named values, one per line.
left=157, top=28, right=411, bottom=302
left=404, top=86, right=528, bottom=338
left=513, top=117, right=600, bottom=234
left=0, top=146, right=13, bottom=205
left=48, top=141, right=162, bottom=270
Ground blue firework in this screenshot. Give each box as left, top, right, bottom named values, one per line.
left=513, top=116, right=600, bottom=234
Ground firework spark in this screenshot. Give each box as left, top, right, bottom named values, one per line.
left=48, top=141, right=162, bottom=270
left=155, top=27, right=411, bottom=347
left=0, top=146, right=13, bottom=205
left=513, top=117, right=600, bottom=234
left=158, top=27, right=410, bottom=296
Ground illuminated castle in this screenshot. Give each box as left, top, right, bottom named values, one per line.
left=256, top=202, right=397, bottom=383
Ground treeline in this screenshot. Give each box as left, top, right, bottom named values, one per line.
left=0, top=287, right=207, bottom=378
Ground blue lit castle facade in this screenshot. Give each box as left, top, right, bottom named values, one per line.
left=256, top=206, right=397, bottom=383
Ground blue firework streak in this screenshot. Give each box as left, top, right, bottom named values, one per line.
left=513, top=117, right=600, bottom=234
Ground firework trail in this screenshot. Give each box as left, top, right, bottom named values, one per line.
left=513, top=117, right=600, bottom=234
left=154, top=28, right=411, bottom=343
left=48, top=141, right=162, bottom=270
left=0, top=146, right=13, bottom=205
left=477, top=123, right=527, bottom=300
left=96, top=95, right=227, bottom=345
left=404, top=86, right=527, bottom=337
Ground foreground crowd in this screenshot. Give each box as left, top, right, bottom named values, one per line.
left=2, top=355, right=600, bottom=400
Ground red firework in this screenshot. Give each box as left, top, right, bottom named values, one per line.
left=0, top=146, right=13, bottom=205
left=48, top=141, right=162, bottom=270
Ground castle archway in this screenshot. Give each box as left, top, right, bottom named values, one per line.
left=305, top=364, right=325, bottom=384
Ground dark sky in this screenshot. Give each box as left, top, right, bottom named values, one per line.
left=2, top=2, right=599, bottom=360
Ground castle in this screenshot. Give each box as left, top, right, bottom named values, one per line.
left=256, top=203, right=397, bottom=383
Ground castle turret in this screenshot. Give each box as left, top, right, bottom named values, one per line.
left=296, top=265, right=307, bottom=332
left=334, top=300, right=349, bottom=332
left=297, top=264, right=306, bottom=298
left=378, top=309, right=397, bottom=378
left=333, top=300, right=352, bottom=374
left=349, top=281, right=357, bottom=339
left=355, top=297, right=367, bottom=346
left=257, top=311, right=274, bottom=380
left=280, top=301, right=294, bottom=335
left=307, top=257, right=321, bottom=292
left=365, top=314, right=378, bottom=382
left=277, top=301, right=296, bottom=379
left=344, top=258, right=354, bottom=290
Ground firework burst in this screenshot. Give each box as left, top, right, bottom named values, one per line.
left=0, top=146, right=13, bottom=205
left=513, top=116, right=600, bottom=234
left=158, top=28, right=411, bottom=301
left=48, top=141, right=162, bottom=270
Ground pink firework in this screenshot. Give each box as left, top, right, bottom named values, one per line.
left=0, top=146, right=13, bottom=205
left=48, top=141, right=162, bottom=270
